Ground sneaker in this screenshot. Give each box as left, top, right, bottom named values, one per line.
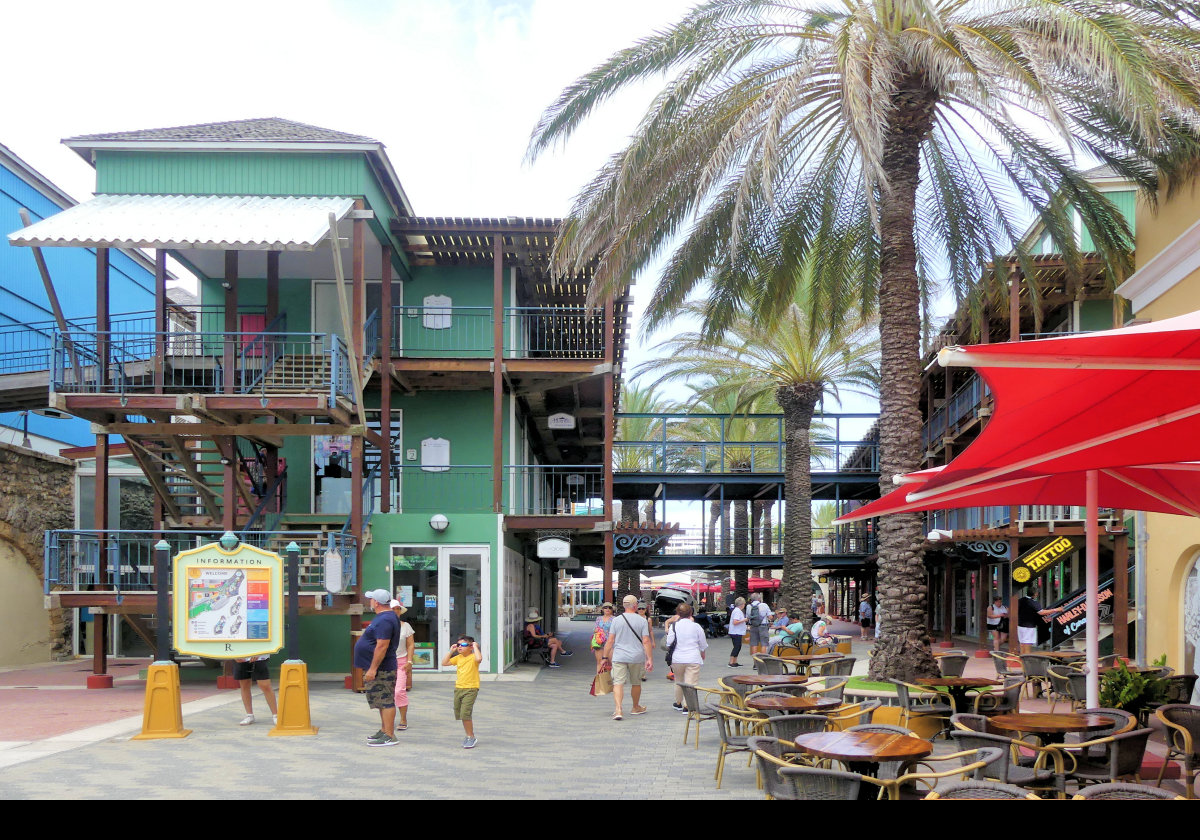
left=239, top=714, right=255, bottom=726
left=548, top=661, right=561, bottom=668
left=365, top=730, right=385, bottom=743
left=463, top=736, right=478, bottom=749
left=671, top=702, right=684, bottom=712
left=560, top=650, right=573, bottom=657
left=272, top=715, right=278, bottom=725
left=367, top=734, right=399, bottom=747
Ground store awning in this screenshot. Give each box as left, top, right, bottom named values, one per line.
left=7, top=193, right=357, bottom=252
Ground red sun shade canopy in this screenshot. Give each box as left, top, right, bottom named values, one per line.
left=913, top=309, right=1200, bottom=500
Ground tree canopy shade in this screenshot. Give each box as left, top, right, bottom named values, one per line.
left=634, top=299, right=878, bottom=614
left=530, top=0, right=1200, bottom=679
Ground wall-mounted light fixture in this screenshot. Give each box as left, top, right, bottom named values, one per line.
left=429, top=514, right=449, bottom=533
left=220, top=281, right=233, bottom=290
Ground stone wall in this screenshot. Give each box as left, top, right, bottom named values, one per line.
left=0, top=442, right=75, bottom=661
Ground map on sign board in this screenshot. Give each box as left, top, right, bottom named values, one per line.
left=186, top=567, right=271, bottom=642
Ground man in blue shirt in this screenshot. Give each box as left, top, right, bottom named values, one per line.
left=355, top=588, right=402, bottom=747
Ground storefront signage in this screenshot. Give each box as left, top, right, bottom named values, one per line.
left=1049, top=583, right=1115, bottom=647
left=548, top=413, right=576, bottom=430
left=556, top=556, right=581, bottom=570
left=538, top=537, right=571, bottom=558
left=1012, top=536, right=1077, bottom=584
left=172, top=541, right=283, bottom=659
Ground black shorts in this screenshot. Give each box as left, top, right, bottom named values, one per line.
left=989, top=619, right=1009, bottom=634
left=233, top=659, right=270, bottom=681
left=860, top=618, right=873, bottom=628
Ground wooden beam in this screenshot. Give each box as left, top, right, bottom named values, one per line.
left=167, top=437, right=222, bottom=521
left=103, top=422, right=354, bottom=439
left=493, top=233, right=504, bottom=513
left=381, top=244, right=393, bottom=514
left=123, top=437, right=185, bottom=522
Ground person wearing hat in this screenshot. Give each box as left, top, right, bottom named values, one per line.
left=523, top=608, right=571, bottom=668
left=389, top=599, right=416, bottom=731
left=354, top=588, right=404, bottom=747
left=767, top=606, right=791, bottom=650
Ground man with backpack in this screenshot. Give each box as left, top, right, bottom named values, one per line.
left=746, top=591, right=772, bottom=657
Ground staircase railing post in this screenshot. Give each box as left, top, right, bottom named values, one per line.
left=154, top=539, right=171, bottom=662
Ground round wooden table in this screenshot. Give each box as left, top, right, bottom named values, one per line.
left=777, top=653, right=842, bottom=674
left=989, top=712, right=1115, bottom=743
left=746, top=695, right=841, bottom=714
left=915, top=677, right=1000, bottom=711
left=730, top=674, right=810, bottom=687
left=793, top=730, right=933, bottom=800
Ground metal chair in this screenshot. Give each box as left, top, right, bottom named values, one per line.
left=1063, top=727, right=1155, bottom=789
left=948, top=729, right=1068, bottom=798
left=678, top=682, right=730, bottom=748
left=776, top=765, right=881, bottom=800
left=888, top=678, right=955, bottom=734
left=1074, top=782, right=1184, bottom=800
left=823, top=699, right=881, bottom=730
left=938, top=654, right=970, bottom=678
left=925, top=780, right=1042, bottom=799
left=1156, top=703, right=1200, bottom=799
left=763, top=713, right=830, bottom=743
left=714, top=706, right=764, bottom=789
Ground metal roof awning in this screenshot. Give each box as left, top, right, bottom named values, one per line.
left=7, top=194, right=357, bottom=252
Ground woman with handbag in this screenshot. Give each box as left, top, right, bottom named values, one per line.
left=663, top=603, right=707, bottom=711
left=592, top=603, right=615, bottom=673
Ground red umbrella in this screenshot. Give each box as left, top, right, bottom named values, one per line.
left=859, top=311, right=1200, bottom=705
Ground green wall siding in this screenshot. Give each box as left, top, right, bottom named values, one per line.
left=1080, top=189, right=1136, bottom=252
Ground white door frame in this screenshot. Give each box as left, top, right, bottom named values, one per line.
left=391, top=543, right=491, bottom=673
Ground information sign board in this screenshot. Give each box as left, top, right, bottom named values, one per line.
left=172, top=541, right=284, bottom=659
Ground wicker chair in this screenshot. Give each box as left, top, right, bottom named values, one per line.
left=824, top=699, right=881, bottom=730
left=763, top=713, right=830, bottom=743
left=1063, top=727, right=1155, bottom=789
left=938, top=654, right=970, bottom=678
left=805, top=676, right=849, bottom=703
left=813, top=656, right=857, bottom=678
left=745, top=690, right=800, bottom=716
left=718, top=676, right=756, bottom=709
left=753, top=654, right=791, bottom=675
left=990, top=651, right=1022, bottom=679
left=1046, top=665, right=1080, bottom=712
left=1156, top=704, right=1200, bottom=799
left=749, top=737, right=802, bottom=800
left=951, top=712, right=998, bottom=734
left=974, top=677, right=1027, bottom=715
left=925, top=780, right=1041, bottom=799
left=714, top=706, right=765, bottom=788
left=776, top=765, right=881, bottom=800
left=1074, top=782, right=1184, bottom=800
left=1020, top=653, right=1058, bottom=697
left=948, top=729, right=1068, bottom=797
left=882, top=748, right=1005, bottom=800
left=838, top=723, right=920, bottom=781
left=678, top=683, right=727, bottom=748
left=888, top=678, right=955, bottom=734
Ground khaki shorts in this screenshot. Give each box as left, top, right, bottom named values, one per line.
left=453, top=687, right=479, bottom=720
left=611, top=661, right=645, bottom=686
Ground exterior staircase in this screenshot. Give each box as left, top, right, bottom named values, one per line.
left=256, top=353, right=331, bottom=394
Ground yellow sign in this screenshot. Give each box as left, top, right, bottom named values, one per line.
left=172, top=541, right=284, bottom=659
left=1011, top=536, right=1077, bottom=584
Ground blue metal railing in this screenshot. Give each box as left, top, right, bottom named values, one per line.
left=391, top=306, right=493, bottom=356
left=44, top=529, right=358, bottom=595
left=504, top=306, right=603, bottom=358
left=363, top=308, right=380, bottom=365
left=238, top=312, right=288, bottom=392
left=662, top=525, right=875, bottom=557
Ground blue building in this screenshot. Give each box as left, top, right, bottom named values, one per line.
left=0, top=141, right=159, bottom=449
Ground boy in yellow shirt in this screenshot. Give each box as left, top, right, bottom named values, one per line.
left=441, top=634, right=482, bottom=749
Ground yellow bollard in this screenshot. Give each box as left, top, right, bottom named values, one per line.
left=270, top=660, right=318, bottom=736
left=131, top=662, right=192, bottom=740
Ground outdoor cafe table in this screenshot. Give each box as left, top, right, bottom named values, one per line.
left=745, top=695, right=842, bottom=714
left=988, top=713, right=1116, bottom=744
left=792, top=730, right=933, bottom=801
left=915, top=677, right=1000, bottom=711
left=777, top=653, right=841, bottom=674
left=730, top=674, right=811, bottom=687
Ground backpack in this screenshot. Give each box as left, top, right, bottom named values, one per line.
left=747, top=601, right=761, bottom=626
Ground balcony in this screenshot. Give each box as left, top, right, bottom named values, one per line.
left=612, top=438, right=878, bottom=474
left=661, top=524, right=875, bottom=557
left=44, top=529, right=358, bottom=596
left=926, top=504, right=1118, bottom=533
left=391, top=464, right=604, bottom=516
left=388, top=306, right=604, bottom=360
left=922, top=376, right=990, bottom=453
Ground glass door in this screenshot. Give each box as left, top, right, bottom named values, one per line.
left=391, top=547, right=439, bottom=670
left=440, top=547, right=489, bottom=673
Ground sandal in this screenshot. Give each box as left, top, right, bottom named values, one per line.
left=612, top=712, right=623, bottom=721
left=631, top=707, right=648, bottom=715
left=397, top=724, right=408, bottom=731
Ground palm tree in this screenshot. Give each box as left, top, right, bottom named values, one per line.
left=635, top=298, right=878, bottom=616
left=530, top=0, right=1200, bottom=679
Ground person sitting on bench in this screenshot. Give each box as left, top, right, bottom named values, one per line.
left=524, top=609, right=571, bottom=668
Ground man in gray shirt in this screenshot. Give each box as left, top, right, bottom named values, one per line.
left=601, top=594, right=653, bottom=720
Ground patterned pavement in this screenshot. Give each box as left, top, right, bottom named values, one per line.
left=0, top=628, right=764, bottom=800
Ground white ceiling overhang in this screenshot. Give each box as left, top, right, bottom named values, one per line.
left=7, top=194, right=381, bottom=281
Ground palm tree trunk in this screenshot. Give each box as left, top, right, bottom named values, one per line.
left=641, top=499, right=657, bottom=525
left=777, top=383, right=820, bottom=617
left=869, top=76, right=940, bottom=681
left=761, top=500, right=774, bottom=555
left=707, top=500, right=721, bottom=554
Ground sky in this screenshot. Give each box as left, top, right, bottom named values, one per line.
left=5, top=0, right=704, bottom=371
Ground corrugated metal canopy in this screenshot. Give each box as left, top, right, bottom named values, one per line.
left=7, top=194, right=356, bottom=251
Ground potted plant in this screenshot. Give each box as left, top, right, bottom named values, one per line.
left=1098, top=656, right=1168, bottom=717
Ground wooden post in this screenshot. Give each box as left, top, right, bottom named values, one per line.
left=492, top=234, right=504, bottom=513
left=223, top=252, right=238, bottom=531
left=92, top=248, right=111, bottom=684
left=943, top=557, right=954, bottom=644
left=266, top=251, right=280, bottom=323
left=351, top=203, right=365, bottom=547
left=154, top=250, right=167, bottom=393
left=1113, top=526, right=1129, bottom=658
left=1009, top=538, right=1021, bottom=656
left=380, top=246, right=392, bottom=514
left=603, top=292, right=615, bottom=604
